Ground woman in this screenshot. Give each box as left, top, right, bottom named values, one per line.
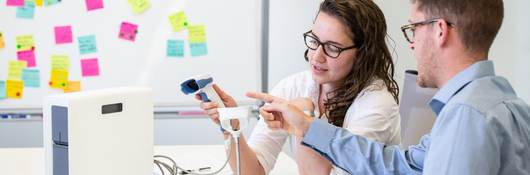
left=198, top=0, right=400, bottom=174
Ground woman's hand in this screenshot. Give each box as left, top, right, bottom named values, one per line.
left=196, top=84, right=238, bottom=125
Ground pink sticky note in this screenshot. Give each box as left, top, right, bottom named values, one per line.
left=81, top=58, right=100, bottom=77
left=6, top=0, right=24, bottom=6
left=119, top=22, right=138, bottom=42
left=85, top=0, right=103, bottom=11
left=17, top=50, right=36, bottom=67
left=54, top=26, right=73, bottom=44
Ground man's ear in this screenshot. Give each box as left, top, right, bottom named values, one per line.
left=436, top=19, right=450, bottom=47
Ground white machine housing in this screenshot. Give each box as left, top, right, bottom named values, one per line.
left=43, top=87, right=154, bottom=175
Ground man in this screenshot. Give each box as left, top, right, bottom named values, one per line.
left=247, top=0, right=530, bottom=174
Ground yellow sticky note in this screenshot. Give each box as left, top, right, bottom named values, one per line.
left=49, top=69, right=69, bottom=89
left=16, top=35, right=35, bottom=51
left=51, top=55, right=69, bottom=70
left=169, top=11, right=188, bottom=32
left=64, top=81, right=81, bottom=93
left=128, top=0, right=150, bottom=14
left=35, top=0, right=43, bottom=6
left=0, top=32, right=5, bottom=49
left=6, top=80, right=24, bottom=99
left=8, top=60, right=28, bottom=80
left=188, top=25, right=207, bottom=43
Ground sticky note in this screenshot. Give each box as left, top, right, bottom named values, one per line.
left=168, top=11, right=188, bottom=32
left=0, top=81, right=6, bottom=99
left=22, top=69, right=40, bottom=87
left=6, top=0, right=24, bottom=6
left=78, top=35, right=97, bottom=54
left=35, top=0, right=43, bottom=6
left=8, top=60, right=27, bottom=80
left=51, top=55, right=69, bottom=70
left=190, top=42, right=208, bottom=57
left=64, top=81, right=81, bottom=93
left=44, top=0, right=59, bottom=6
left=6, top=80, right=23, bottom=99
left=80, top=58, right=100, bottom=77
left=54, top=26, right=73, bottom=44
left=16, top=1, right=35, bottom=19
left=167, top=40, right=184, bottom=57
left=85, top=0, right=103, bottom=11
left=128, top=0, right=150, bottom=14
left=119, top=22, right=138, bottom=42
left=188, top=25, right=207, bottom=43
left=0, top=32, right=5, bottom=49
left=17, top=50, right=37, bottom=67
left=49, top=69, right=68, bottom=89
left=16, top=35, right=34, bottom=51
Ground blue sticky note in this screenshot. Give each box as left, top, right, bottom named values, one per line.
left=22, top=69, right=40, bottom=87
left=78, top=35, right=97, bottom=55
left=0, top=81, right=5, bottom=99
left=167, top=40, right=184, bottom=57
left=190, top=42, right=208, bottom=57
left=16, top=1, right=35, bottom=19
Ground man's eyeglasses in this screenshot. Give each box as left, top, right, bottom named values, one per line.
left=400, top=18, right=455, bottom=44
left=303, top=31, right=356, bottom=58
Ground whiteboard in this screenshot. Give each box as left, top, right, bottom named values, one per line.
left=0, top=0, right=262, bottom=111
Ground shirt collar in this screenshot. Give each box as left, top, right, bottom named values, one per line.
left=429, top=60, right=495, bottom=115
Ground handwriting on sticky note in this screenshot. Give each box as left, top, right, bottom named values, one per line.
left=64, top=81, right=81, bottom=93
left=0, top=81, right=6, bottom=99
left=7, top=0, right=24, bottom=6
left=54, top=26, right=73, bottom=44
left=16, top=35, right=34, bottom=51
left=49, top=69, right=69, bottom=89
left=78, top=35, right=97, bottom=54
left=16, top=1, right=35, bottom=19
left=17, top=50, right=37, bottom=67
left=0, top=32, right=5, bottom=49
left=81, top=58, right=100, bottom=77
left=190, top=42, right=208, bottom=57
left=169, top=11, right=188, bottom=32
left=6, top=80, right=24, bottom=99
left=85, top=0, right=103, bottom=11
left=188, top=25, right=207, bottom=43
left=119, top=22, right=138, bottom=42
left=22, top=69, right=40, bottom=88
left=51, top=55, right=69, bottom=70
left=8, top=60, right=27, bottom=80
left=128, top=0, right=150, bottom=14
left=167, top=40, right=184, bottom=57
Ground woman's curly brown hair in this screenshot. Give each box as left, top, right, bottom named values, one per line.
left=305, top=0, right=399, bottom=127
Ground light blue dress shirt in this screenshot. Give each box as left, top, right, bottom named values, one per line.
left=301, top=60, right=530, bottom=174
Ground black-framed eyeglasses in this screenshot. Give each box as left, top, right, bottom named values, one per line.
left=400, top=18, right=455, bottom=44
left=303, top=31, right=356, bottom=58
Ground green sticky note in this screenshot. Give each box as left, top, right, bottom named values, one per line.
left=188, top=25, right=207, bottom=43
left=0, top=81, right=6, bottom=99
left=44, top=0, right=59, bottom=6
left=168, top=11, right=188, bottom=32
left=51, top=55, right=70, bottom=70
left=22, top=69, right=40, bottom=87
left=167, top=40, right=184, bottom=57
left=16, top=0, right=35, bottom=19
left=190, top=42, right=208, bottom=57
left=128, top=0, right=150, bottom=14
left=16, top=35, right=34, bottom=51
left=8, top=60, right=27, bottom=80
left=78, top=35, right=97, bottom=55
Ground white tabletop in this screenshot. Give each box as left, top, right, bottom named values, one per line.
left=0, top=145, right=298, bottom=175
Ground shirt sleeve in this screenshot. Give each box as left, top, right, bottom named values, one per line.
left=301, top=120, right=421, bottom=175
left=423, top=104, right=501, bottom=175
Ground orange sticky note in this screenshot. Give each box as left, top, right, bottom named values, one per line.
left=0, top=32, right=5, bottom=49
left=6, top=80, right=23, bottom=99
left=63, top=81, right=81, bottom=93
left=8, top=60, right=27, bottom=80
left=49, top=69, right=69, bottom=89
